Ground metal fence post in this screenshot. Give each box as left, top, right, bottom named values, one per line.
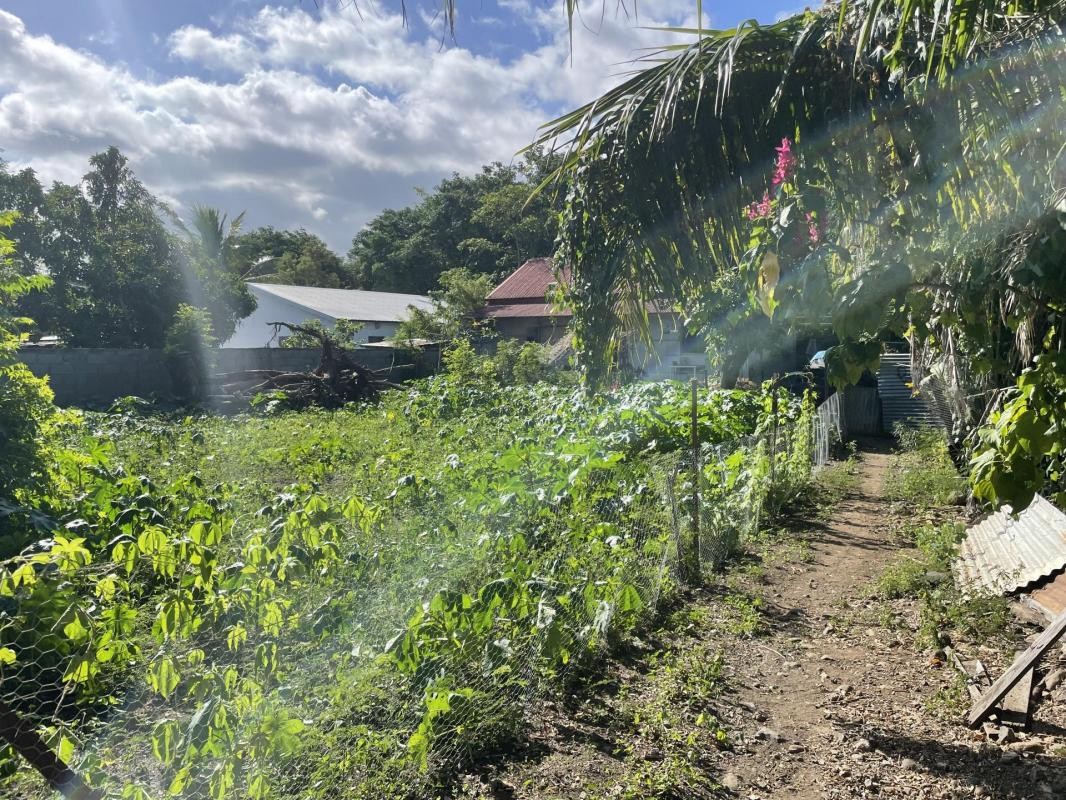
left=688, top=378, right=702, bottom=583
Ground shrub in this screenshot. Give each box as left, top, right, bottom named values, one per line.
left=888, top=426, right=966, bottom=508
left=0, top=212, right=58, bottom=551
left=164, top=304, right=216, bottom=400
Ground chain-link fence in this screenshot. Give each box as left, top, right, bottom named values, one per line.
left=0, top=394, right=818, bottom=800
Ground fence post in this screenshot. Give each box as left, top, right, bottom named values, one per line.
left=769, top=376, right=779, bottom=492
left=688, top=378, right=702, bottom=583
left=0, top=700, right=102, bottom=800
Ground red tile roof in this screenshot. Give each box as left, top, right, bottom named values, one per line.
left=486, top=258, right=570, bottom=302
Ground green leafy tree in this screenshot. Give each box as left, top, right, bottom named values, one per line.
left=0, top=212, right=57, bottom=518
left=395, top=268, right=493, bottom=343
left=181, top=207, right=257, bottom=341
left=164, top=304, right=217, bottom=401
left=231, top=227, right=349, bottom=285
left=348, top=154, right=561, bottom=293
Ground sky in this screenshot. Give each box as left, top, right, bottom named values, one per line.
left=0, top=0, right=802, bottom=253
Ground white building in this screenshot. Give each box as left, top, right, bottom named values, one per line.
left=224, top=283, right=434, bottom=348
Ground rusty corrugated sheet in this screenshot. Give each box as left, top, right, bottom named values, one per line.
left=1031, top=571, right=1066, bottom=619
left=486, top=259, right=569, bottom=301
left=953, top=494, right=1066, bottom=596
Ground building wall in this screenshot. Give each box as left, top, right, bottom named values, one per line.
left=223, top=288, right=402, bottom=348
left=626, top=315, right=709, bottom=382
left=494, top=316, right=570, bottom=344
left=18, top=347, right=414, bottom=407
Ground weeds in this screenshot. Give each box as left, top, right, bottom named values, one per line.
left=887, top=427, right=966, bottom=509
left=612, top=643, right=726, bottom=799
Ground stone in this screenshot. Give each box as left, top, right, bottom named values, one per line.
left=756, top=727, right=782, bottom=743
left=853, top=738, right=872, bottom=753
left=901, top=758, right=918, bottom=771
left=721, top=772, right=741, bottom=791
left=1000, top=750, right=1020, bottom=763
left=1043, top=667, right=1065, bottom=690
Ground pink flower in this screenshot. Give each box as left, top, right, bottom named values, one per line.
left=771, top=138, right=797, bottom=188
left=805, top=211, right=824, bottom=246
left=747, top=191, right=772, bottom=220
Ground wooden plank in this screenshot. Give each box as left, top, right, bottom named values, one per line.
left=967, top=608, right=1066, bottom=728
left=948, top=649, right=991, bottom=702
left=998, top=651, right=1033, bottom=729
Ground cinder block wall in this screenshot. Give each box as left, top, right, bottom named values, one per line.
left=19, top=347, right=427, bottom=407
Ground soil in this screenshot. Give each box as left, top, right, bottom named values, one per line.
left=461, top=444, right=1066, bottom=799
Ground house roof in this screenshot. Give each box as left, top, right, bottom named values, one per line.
left=484, top=302, right=572, bottom=319
left=486, top=258, right=570, bottom=302
left=248, top=283, right=433, bottom=323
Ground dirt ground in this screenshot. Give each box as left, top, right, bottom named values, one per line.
left=463, top=445, right=1066, bottom=800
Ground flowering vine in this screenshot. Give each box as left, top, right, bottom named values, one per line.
left=741, top=138, right=827, bottom=318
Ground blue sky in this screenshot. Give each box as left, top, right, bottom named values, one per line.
left=0, top=1, right=802, bottom=251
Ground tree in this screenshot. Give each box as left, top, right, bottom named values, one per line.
left=0, top=212, right=56, bottom=530
left=395, top=268, right=494, bottom=343
left=347, top=154, right=561, bottom=293
left=280, top=318, right=364, bottom=349
left=230, top=227, right=344, bottom=283
left=266, top=237, right=353, bottom=287
left=181, top=207, right=256, bottom=341
left=533, top=0, right=1066, bottom=508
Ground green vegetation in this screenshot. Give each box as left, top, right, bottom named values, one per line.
left=614, top=643, right=726, bottom=799
left=877, top=443, right=1012, bottom=652
left=347, top=152, right=560, bottom=293
left=886, top=428, right=967, bottom=509
left=0, top=358, right=814, bottom=799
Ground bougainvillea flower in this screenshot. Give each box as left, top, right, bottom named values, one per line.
left=772, top=138, right=797, bottom=188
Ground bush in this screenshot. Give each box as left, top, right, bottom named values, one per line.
left=164, top=304, right=216, bottom=400
left=0, top=213, right=59, bottom=551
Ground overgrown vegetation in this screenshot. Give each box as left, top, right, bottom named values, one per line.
left=886, top=427, right=967, bottom=509
left=0, top=349, right=815, bottom=799
left=877, top=437, right=1012, bottom=654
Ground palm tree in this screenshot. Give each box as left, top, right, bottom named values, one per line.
left=524, top=0, right=1066, bottom=383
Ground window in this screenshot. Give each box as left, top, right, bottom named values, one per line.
left=367, top=336, right=385, bottom=343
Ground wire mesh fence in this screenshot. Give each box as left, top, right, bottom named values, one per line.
left=0, top=393, right=819, bottom=800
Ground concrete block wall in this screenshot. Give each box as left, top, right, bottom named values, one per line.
left=19, top=346, right=432, bottom=408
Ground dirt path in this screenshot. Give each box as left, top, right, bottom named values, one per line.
left=715, top=445, right=1065, bottom=800
left=473, top=446, right=1066, bottom=800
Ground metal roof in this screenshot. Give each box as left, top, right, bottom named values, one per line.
left=484, top=302, right=571, bottom=319
left=486, top=258, right=570, bottom=301
left=248, top=283, right=433, bottom=323
left=954, top=494, right=1066, bottom=596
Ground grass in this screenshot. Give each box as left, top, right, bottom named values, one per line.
left=875, top=434, right=1015, bottom=654
left=886, top=427, right=966, bottom=509
left=612, top=640, right=726, bottom=799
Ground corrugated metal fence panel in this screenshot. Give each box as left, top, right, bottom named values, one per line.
left=840, top=386, right=882, bottom=436
left=954, top=494, right=1066, bottom=596
left=813, top=392, right=842, bottom=467
left=877, top=353, right=947, bottom=435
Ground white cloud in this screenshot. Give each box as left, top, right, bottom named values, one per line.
left=0, top=3, right=698, bottom=251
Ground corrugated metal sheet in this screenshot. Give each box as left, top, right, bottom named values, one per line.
left=248, top=283, right=432, bottom=322
left=954, top=495, right=1066, bottom=596
left=486, top=259, right=570, bottom=301
left=840, top=386, right=882, bottom=436
left=1031, top=571, right=1066, bottom=618
left=877, top=353, right=939, bottom=434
